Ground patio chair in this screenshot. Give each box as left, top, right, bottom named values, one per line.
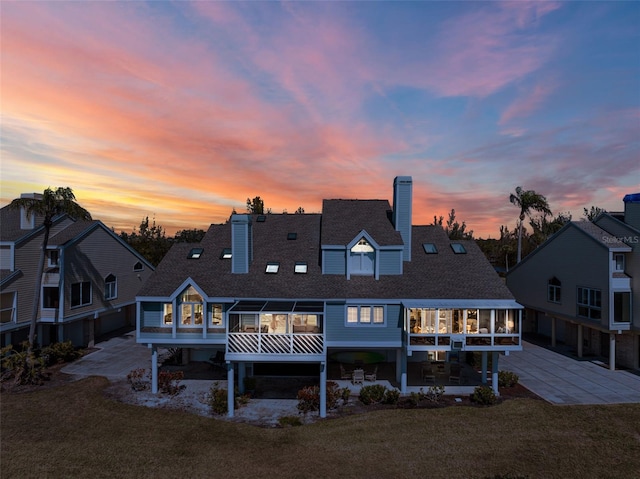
left=352, top=368, right=364, bottom=385
left=340, top=364, right=352, bottom=380
left=365, top=365, right=378, bottom=382
left=422, top=364, right=436, bottom=383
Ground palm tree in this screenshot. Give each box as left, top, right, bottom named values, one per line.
left=10, top=187, right=91, bottom=349
left=509, top=186, right=552, bottom=263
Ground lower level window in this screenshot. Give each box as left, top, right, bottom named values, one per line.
left=577, top=287, right=601, bottom=320
left=71, top=281, right=91, bottom=307
left=1, top=292, right=16, bottom=323
left=347, top=305, right=384, bottom=325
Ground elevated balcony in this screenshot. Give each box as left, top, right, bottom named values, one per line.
left=227, top=332, right=324, bottom=360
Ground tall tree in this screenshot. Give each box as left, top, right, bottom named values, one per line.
left=10, top=187, right=91, bottom=349
left=432, top=209, right=473, bottom=239
left=173, top=228, right=206, bottom=243
left=246, top=196, right=265, bottom=214
left=120, top=216, right=170, bottom=266
left=583, top=206, right=606, bottom=222
left=509, top=186, right=552, bottom=263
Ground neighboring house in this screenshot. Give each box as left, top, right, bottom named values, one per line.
left=506, top=193, right=640, bottom=371
left=136, top=177, right=522, bottom=417
left=1, top=194, right=155, bottom=348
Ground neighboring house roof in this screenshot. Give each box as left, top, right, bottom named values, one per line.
left=594, top=211, right=640, bottom=236
left=0, top=204, right=45, bottom=242
left=571, top=220, right=630, bottom=250
left=48, top=219, right=97, bottom=245
left=139, top=214, right=514, bottom=302
left=321, top=200, right=403, bottom=246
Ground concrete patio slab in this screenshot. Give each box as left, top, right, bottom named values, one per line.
left=500, top=341, right=640, bottom=405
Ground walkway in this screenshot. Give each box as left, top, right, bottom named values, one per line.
left=500, top=341, right=640, bottom=405
left=61, top=332, right=150, bottom=380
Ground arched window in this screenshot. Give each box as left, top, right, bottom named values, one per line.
left=179, top=286, right=203, bottom=326
left=104, top=274, right=117, bottom=300
left=548, top=277, right=561, bottom=303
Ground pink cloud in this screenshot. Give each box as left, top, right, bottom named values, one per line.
left=500, top=80, right=557, bottom=124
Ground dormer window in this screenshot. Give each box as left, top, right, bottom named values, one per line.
left=451, top=243, right=466, bottom=254
left=351, top=238, right=374, bottom=253
left=423, top=243, right=438, bottom=254
left=266, top=262, right=280, bottom=273
left=188, top=248, right=203, bottom=259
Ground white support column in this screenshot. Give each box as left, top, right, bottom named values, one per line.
left=395, top=349, right=402, bottom=384
left=227, top=362, right=235, bottom=417
left=238, top=362, right=246, bottom=394
left=481, top=351, right=488, bottom=384
left=609, top=334, right=616, bottom=371
left=319, top=362, right=327, bottom=418
left=400, top=349, right=407, bottom=393
left=491, top=351, right=499, bottom=396
left=57, top=324, right=64, bottom=344
left=577, top=325, right=583, bottom=358
left=151, top=345, right=158, bottom=394
left=551, top=317, right=556, bottom=347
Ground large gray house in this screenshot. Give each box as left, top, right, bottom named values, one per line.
left=506, top=193, right=639, bottom=371
left=1, top=194, right=155, bottom=348
left=136, top=177, right=522, bottom=417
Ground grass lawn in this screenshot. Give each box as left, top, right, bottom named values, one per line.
left=2, top=376, right=640, bottom=478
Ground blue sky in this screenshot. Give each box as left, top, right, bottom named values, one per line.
left=1, top=1, right=638, bottom=237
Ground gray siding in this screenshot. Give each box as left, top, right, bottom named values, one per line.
left=142, top=302, right=163, bottom=328
left=323, top=249, right=346, bottom=275
left=392, top=176, right=412, bottom=261
left=379, top=250, right=402, bottom=275
left=325, top=302, right=402, bottom=343
left=63, top=226, right=153, bottom=319
left=507, top=224, right=610, bottom=327
left=624, top=201, right=640, bottom=231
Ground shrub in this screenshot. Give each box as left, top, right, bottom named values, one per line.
left=163, top=348, right=183, bottom=365
left=498, top=370, right=519, bottom=388
left=326, top=381, right=340, bottom=409
left=408, top=390, right=423, bottom=406
left=471, top=385, right=498, bottom=405
left=359, top=384, right=387, bottom=405
left=1, top=345, right=48, bottom=386
left=40, top=341, right=80, bottom=365
left=425, top=384, right=445, bottom=404
left=383, top=388, right=400, bottom=405
left=278, top=416, right=303, bottom=427
left=208, top=382, right=230, bottom=415
left=158, top=370, right=184, bottom=395
left=127, top=368, right=149, bottom=391
left=297, top=385, right=320, bottom=413
left=340, top=386, right=351, bottom=403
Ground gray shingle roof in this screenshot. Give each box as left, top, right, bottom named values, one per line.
left=139, top=213, right=514, bottom=302
left=0, top=204, right=45, bottom=242
left=321, top=200, right=402, bottom=246
left=572, top=221, right=630, bottom=249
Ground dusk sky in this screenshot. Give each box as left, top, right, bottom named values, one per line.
left=1, top=1, right=639, bottom=238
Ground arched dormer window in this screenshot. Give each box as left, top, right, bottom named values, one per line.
left=350, top=238, right=375, bottom=275
left=179, top=286, right=203, bottom=326
left=548, top=277, right=561, bottom=303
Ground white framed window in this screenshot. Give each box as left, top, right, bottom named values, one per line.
left=577, top=287, right=601, bottom=320
left=104, top=274, right=117, bottom=300
left=71, top=281, right=91, bottom=307
left=211, top=304, right=223, bottom=326
left=179, top=286, right=203, bottom=326
left=614, top=254, right=624, bottom=272
left=1, top=292, right=16, bottom=324
left=548, top=277, right=561, bottom=303
left=346, top=305, right=384, bottom=326
left=48, top=249, right=59, bottom=267
left=163, top=303, right=173, bottom=325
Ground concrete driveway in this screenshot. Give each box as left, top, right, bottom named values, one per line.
left=62, top=332, right=151, bottom=380
left=500, top=341, right=640, bottom=405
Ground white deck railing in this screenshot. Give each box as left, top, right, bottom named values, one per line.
left=228, top=332, right=324, bottom=355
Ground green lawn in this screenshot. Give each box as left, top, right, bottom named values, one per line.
left=2, top=377, right=639, bottom=478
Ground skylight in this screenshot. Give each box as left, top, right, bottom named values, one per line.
left=451, top=243, right=466, bottom=254
left=295, top=262, right=307, bottom=274
left=287, top=232, right=297, bottom=240
left=423, top=243, right=438, bottom=254
left=188, top=248, right=204, bottom=259
left=220, top=248, right=232, bottom=259
left=256, top=215, right=266, bottom=222
left=265, top=262, right=280, bottom=273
